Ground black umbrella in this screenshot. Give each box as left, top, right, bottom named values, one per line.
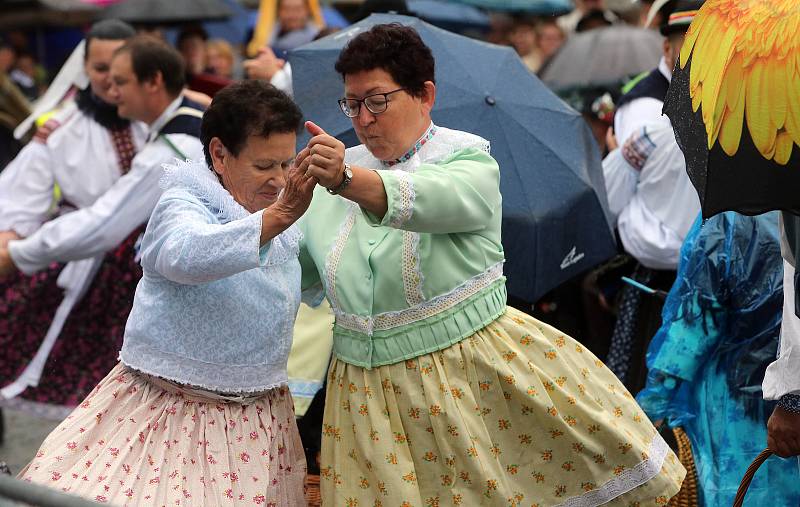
left=289, top=14, right=617, bottom=303
left=0, top=0, right=99, bottom=29
left=662, top=0, right=800, bottom=219
left=100, top=0, right=232, bottom=25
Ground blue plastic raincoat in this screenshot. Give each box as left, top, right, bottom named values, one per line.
left=636, top=212, right=800, bottom=506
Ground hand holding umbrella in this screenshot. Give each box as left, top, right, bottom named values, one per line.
left=243, top=47, right=286, bottom=82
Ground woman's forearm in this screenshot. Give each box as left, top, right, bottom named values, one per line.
left=260, top=207, right=295, bottom=246
left=338, top=166, right=388, bottom=218
left=259, top=164, right=316, bottom=246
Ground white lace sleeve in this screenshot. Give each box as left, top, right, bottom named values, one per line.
left=140, top=190, right=267, bottom=285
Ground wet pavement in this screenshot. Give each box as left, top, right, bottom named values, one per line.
left=0, top=408, right=59, bottom=476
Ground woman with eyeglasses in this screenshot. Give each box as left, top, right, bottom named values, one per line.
left=295, top=23, right=686, bottom=506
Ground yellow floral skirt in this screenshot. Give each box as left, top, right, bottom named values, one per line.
left=320, top=307, right=685, bottom=506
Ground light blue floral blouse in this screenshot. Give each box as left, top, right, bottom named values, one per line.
left=119, top=160, right=302, bottom=393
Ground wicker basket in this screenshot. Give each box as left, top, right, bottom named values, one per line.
left=305, top=474, right=321, bottom=507
left=668, top=427, right=699, bottom=507
left=732, top=449, right=772, bottom=507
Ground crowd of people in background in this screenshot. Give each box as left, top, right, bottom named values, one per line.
left=0, top=0, right=798, bottom=506
left=0, top=0, right=674, bottom=138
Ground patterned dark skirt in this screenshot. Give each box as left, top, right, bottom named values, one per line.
left=0, top=228, right=143, bottom=415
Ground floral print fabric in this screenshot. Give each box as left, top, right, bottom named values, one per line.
left=20, top=363, right=307, bottom=506
left=321, top=307, right=685, bottom=506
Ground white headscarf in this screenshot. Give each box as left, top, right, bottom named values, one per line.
left=14, top=40, right=89, bottom=140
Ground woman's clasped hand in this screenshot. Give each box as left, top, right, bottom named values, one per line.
left=270, top=158, right=318, bottom=222
left=295, top=121, right=346, bottom=189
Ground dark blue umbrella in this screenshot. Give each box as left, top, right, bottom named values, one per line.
left=289, top=14, right=616, bottom=303
left=441, top=0, right=572, bottom=15
left=407, top=0, right=490, bottom=32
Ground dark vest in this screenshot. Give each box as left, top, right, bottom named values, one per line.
left=616, top=68, right=670, bottom=110
left=158, top=97, right=205, bottom=138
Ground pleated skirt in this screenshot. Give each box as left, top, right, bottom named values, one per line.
left=320, top=307, right=685, bottom=506
left=20, top=363, right=307, bottom=506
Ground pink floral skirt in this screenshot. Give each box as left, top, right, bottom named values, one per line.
left=20, top=363, right=307, bottom=506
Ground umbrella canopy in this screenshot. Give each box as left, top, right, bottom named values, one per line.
left=289, top=14, right=617, bottom=303
left=539, top=25, right=662, bottom=91
left=663, top=0, right=800, bottom=218
left=441, top=0, right=572, bottom=15
left=407, top=0, right=490, bottom=32
left=100, top=0, right=232, bottom=24
left=0, top=0, right=99, bottom=29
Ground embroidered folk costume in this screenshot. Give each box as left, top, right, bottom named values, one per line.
left=20, top=160, right=306, bottom=506
left=0, top=88, right=148, bottom=415
left=300, top=124, right=686, bottom=506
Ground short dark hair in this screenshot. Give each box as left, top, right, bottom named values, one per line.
left=576, top=9, right=613, bottom=32
left=176, top=24, right=208, bottom=49
left=115, top=35, right=185, bottom=96
left=334, top=23, right=434, bottom=98
left=200, top=80, right=303, bottom=167
left=85, top=19, right=135, bottom=61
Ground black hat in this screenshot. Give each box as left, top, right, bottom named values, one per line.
left=659, top=0, right=704, bottom=36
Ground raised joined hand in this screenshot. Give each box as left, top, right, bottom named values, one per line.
left=269, top=162, right=317, bottom=223
left=296, top=121, right=346, bottom=190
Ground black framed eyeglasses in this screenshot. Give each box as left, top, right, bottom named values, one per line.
left=338, top=88, right=406, bottom=118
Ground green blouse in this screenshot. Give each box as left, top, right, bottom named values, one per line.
left=299, top=124, right=506, bottom=368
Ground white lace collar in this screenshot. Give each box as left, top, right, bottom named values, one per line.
left=160, top=158, right=249, bottom=222
left=346, top=125, right=491, bottom=174
left=160, top=158, right=301, bottom=266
